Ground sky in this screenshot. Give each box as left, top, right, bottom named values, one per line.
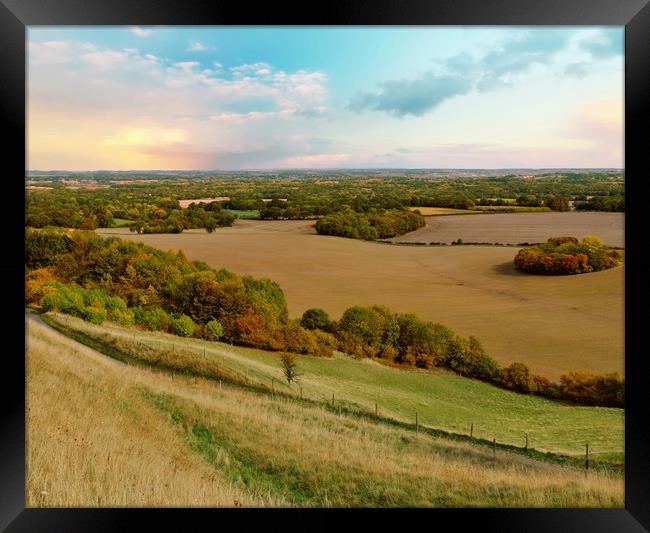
left=27, top=26, right=624, bottom=170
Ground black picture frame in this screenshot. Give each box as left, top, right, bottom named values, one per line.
left=2, top=0, right=649, bottom=530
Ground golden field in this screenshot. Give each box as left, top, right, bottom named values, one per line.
left=97, top=213, right=624, bottom=380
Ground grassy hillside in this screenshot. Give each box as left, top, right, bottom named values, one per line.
left=27, top=312, right=623, bottom=507
left=42, top=312, right=623, bottom=460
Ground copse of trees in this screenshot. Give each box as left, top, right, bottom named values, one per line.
left=514, top=235, right=623, bottom=275
left=25, top=228, right=333, bottom=357
left=544, top=195, right=570, bottom=211
left=315, top=208, right=425, bottom=241
left=574, top=195, right=625, bottom=212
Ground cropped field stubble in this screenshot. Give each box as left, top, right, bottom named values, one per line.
left=26, top=313, right=623, bottom=507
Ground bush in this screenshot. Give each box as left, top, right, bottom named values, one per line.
left=300, top=308, right=331, bottom=331
left=500, top=362, right=537, bottom=393
left=205, top=319, right=224, bottom=340
left=172, top=314, right=195, bottom=337
left=81, top=306, right=107, bottom=325
left=108, top=307, right=135, bottom=326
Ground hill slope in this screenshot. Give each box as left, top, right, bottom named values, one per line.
left=39, top=312, right=623, bottom=458
left=27, top=312, right=623, bottom=507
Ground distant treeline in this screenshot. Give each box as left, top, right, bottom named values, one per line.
left=514, top=236, right=623, bottom=275
left=26, top=173, right=624, bottom=234
left=25, top=228, right=623, bottom=407
left=315, top=209, right=425, bottom=240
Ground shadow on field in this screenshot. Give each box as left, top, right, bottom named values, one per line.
left=491, top=261, right=523, bottom=277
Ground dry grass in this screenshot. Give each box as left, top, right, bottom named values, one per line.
left=26, top=313, right=623, bottom=507
left=97, top=213, right=624, bottom=380
left=26, top=315, right=279, bottom=508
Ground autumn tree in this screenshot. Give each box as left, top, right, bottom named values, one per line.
left=280, top=353, right=302, bottom=385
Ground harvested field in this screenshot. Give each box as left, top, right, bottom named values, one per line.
left=391, top=212, right=624, bottom=246
left=178, top=197, right=230, bottom=208
left=97, top=214, right=624, bottom=380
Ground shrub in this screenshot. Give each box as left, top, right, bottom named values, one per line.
left=500, top=362, right=537, bottom=393
left=300, top=308, right=331, bottom=331
left=133, top=306, right=172, bottom=331
left=311, top=329, right=337, bottom=357
left=25, top=268, right=59, bottom=305
left=81, top=306, right=107, bottom=325
left=108, top=307, right=135, bottom=326
left=172, top=314, right=195, bottom=337
left=205, top=319, right=224, bottom=340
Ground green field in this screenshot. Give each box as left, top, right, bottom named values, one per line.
left=224, top=209, right=260, bottom=219
left=111, top=218, right=135, bottom=227
left=43, top=311, right=623, bottom=460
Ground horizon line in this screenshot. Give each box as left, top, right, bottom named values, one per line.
left=27, top=167, right=625, bottom=173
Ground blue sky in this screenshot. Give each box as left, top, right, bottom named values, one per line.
left=28, top=26, right=624, bottom=169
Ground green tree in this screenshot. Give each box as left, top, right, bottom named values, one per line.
left=280, top=352, right=302, bottom=385
left=300, top=308, right=331, bottom=331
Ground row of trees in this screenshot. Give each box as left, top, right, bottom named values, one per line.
left=574, top=195, right=625, bottom=212
left=514, top=236, right=623, bottom=275
left=298, top=305, right=623, bottom=407
left=129, top=202, right=235, bottom=234
left=315, top=208, right=425, bottom=240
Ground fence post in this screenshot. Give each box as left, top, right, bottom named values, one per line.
left=470, top=423, right=473, bottom=439
left=525, top=433, right=529, bottom=450
left=415, top=412, right=419, bottom=435
left=300, top=385, right=303, bottom=400
left=331, top=393, right=335, bottom=407
left=585, top=443, right=590, bottom=471
left=272, top=378, right=275, bottom=399
left=203, top=346, right=206, bottom=357
left=375, top=402, right=378, bottom=417
left=493, top=438, right=496, bottom=456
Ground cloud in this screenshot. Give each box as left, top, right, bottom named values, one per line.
left=564, top=62, right=590, bottom=79
left=130, top=26, right=152, bottom=38
left=81, top=50, right=129, bottom=69
left=579, top=28, right=623, bottom=59
left=348, top=73, right=472, bottom=117
left=230, top=62, right=273, bottom=77
left=187, top=41, right=210, bottom=52
left=348, top=28, right=621, bottom=118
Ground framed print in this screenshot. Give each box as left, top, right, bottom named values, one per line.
left=2, top=0, right=650, bottom=530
